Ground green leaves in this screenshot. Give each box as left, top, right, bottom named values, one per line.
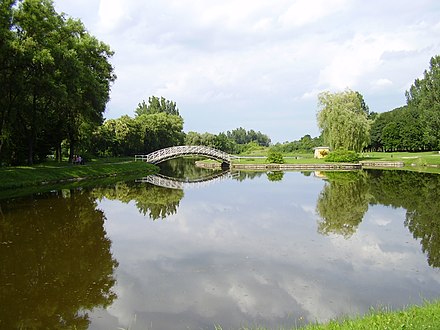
left=135, top=96, right=180, bottom=117
left=0, top=0, right=115, bottom=165
left=266, top=149, right=285, bottom=164
left=406, top=55, right=440, bottom=150
left=317, top=89, right=371, bottom=153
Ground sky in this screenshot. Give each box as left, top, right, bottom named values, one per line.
left=53, top=0, right=440, bottom=143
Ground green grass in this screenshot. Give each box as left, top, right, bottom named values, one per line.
left=215, top=300, right=440, bottom=330
left=0, top=159, right=158, bottom=191
left=230, top=151, right=440, bottom=174
left=302, top=300, right=440, bottom=330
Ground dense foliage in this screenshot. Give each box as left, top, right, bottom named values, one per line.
left=0, top=0, right=115, bottom=165
left=367, top=55, right=440, bottom=152
left=135, top=96, right=180, bottom=117
left=324, top=149, right=360, bottom=163
left=272, top=134, right=323, bottom=153
left=317, top=89, right=371, bottom=152
left=185, top=127, right=271, bottom=154
left=91, top=97, right=185, bottom=157
left=266, top=149, right=285, bottom=164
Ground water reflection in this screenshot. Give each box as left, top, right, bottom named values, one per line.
left=92, top=182, right=184, bottom=220
left=138, top=171, right=232, bottom=190
left=92, top=170, right=440, bottom=329
left=368, top=170, right=440, bottom=268
left=2, top=165, right=440, bottom=329
left=315, top=170, right=440, bottom=268
left=316, top=171, right=370, bottom=238
left=0, top=190, right=117, bottom=329
left=267, top=171, right=284, bottom=182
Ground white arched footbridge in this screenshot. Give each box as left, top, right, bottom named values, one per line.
left=135, top=145, right=234, bottom=165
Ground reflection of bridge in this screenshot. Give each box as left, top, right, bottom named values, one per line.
left=136, top=171, right=234, bottom=190
left=135, top=145, right=234, bottom=165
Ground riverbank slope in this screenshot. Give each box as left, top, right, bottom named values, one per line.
left=0, top=160, right=159, bottom=191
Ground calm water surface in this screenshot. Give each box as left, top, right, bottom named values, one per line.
left=1, top=160, right=440, bottom=329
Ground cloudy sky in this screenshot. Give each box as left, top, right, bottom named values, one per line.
left=53, top=0, right=440, bottom=142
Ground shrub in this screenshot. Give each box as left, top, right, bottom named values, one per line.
left=266, top=150, right=285, bottom=164
left=325, top=149, right=359, bottom=163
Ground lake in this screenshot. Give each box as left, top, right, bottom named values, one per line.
left=1, top=158, right=440, bottom=329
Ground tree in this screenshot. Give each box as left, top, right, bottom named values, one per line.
left=266, top=149, right=284, bottom=164
left=135, top=96, right=180, bottom=117
left=137, top=112, right=184, bottom=153
left=226, top=127, right=271, bottom=147
left=184, top=131, right=237, bottom=153
left=406, top=55, right=440, bottom=149
left=316, top=172, right=370, bottom=238
left=0, top=0, right=115, bottom=165
left=317, top=89, right=371, bottom=152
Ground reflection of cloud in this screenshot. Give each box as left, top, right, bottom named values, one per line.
left=91, top=173, right=440, bottom=329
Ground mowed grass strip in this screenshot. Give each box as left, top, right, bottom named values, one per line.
left=219, top=300, right=440, bottom=330
left=303, top=300, right=440, bottom=330
left=0, top=160, right=158, bottom=190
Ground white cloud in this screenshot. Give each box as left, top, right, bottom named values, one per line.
left=371, top=78, right=393, bottom=90
left=97, top=0, right=132, bottom=32
left=54, top=0, right=440, bottom=141
left=279, top=0, right=349, bottom=28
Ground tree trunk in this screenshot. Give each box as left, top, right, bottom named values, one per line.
left=69, top=132, right=76, bottom=163
left=55, top=142, right=62, bottom=162
left=27, top=136, right=34, bottom=165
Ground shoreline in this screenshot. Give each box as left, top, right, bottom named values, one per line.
left=196, top=160, right=404, bottom=171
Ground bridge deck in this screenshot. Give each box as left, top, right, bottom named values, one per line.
left=135, top=145, right=233, bottom=164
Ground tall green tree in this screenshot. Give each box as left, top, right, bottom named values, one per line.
left=0, top=0, right=17, bottom=158
left=406, top=55, right=440, bottom=149
left=317, top=89, right=371, bottom=152
left=0, top=0, right=115, bottom=165
left=135, top=96, right=180, bottom=117
left=138, top=112, right=184, bottom=152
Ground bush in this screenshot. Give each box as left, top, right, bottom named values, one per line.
left=325, top=149, right=359, bottom=163
left=266, top=150, right=285, bottom=164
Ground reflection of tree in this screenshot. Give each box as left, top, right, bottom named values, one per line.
left=0, top=190, right=117, bottom=329
left=316, top=172, right=370, bottom=238
left=159, top=157, right=223, bottom=180
left=92, top=182, right=184, bottom=220
left=267, top=171, right=284, bottom=182
left=368, top=170, right=440, bottom=268
left=232, top=171, right=265, bottom=182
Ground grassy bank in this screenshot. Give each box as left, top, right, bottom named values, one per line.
left=303, top=300, right=440, bottom=330
left=216, top=300, right=440, bottom=330
left=0, top=158, right=158, bottom=191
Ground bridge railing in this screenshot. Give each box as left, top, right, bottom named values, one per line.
left=135, top=145, right=233, bottom=164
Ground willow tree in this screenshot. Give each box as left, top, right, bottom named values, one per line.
left=317, top=89, right=371, bottom=152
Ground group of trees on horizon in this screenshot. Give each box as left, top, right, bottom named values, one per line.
left=317, top=55, right=440, bottom=153
left=368, top=56, right=440, bottom=152
left=0, top=0, right=115, bottom=165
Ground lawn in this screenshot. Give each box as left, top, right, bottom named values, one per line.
left=0, top=158, right=158, bottom=191
left=215, top=300, right=440, bottom=330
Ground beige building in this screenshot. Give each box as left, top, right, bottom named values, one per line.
left=314, top=147, right=330, bottom=159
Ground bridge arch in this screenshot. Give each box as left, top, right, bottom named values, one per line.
left=135, top=145, right=233, bottom=165
left=136, top=171, right=233, bottom=190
